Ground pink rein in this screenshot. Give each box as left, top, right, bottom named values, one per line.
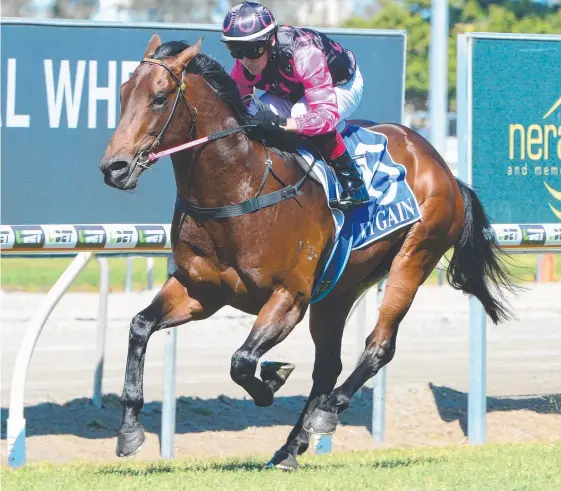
left=147, top=135, right=210, bottom=162
left=147, top=125, right=256, bottom=162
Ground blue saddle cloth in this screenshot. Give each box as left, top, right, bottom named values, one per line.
left=297, top=125, right=422, bottom=303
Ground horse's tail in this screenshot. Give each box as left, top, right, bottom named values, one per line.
left=446, top=179, right=517, bottom=324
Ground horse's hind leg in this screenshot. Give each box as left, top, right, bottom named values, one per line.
left=116, top=274, right=221, bottom=457
left=266, top=290, right=355, bottom=470
left=306, top=225, right=449, bottom=434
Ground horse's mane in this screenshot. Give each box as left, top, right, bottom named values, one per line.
left=152, top=41, right=309, bottom=158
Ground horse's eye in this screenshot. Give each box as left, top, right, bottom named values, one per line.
left=153, top=93, right=168, bottom=107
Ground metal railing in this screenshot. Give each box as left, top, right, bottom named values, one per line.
left=2, top=222, right=560, bottom=467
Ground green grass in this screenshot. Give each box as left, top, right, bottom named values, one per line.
left=0, top=256, right=169, bottom=293
left=2, top=443, right=560, bottom=491
left=1, top=253, right=558, bottom=292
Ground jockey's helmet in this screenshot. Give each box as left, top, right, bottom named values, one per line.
left=221, top=2, right=277, bottom=59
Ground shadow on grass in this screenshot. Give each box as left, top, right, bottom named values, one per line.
left=0, top=391, right=375, bottom=440
left=429, top=383, right=561, bottom=436
left=1, top=386, right=558, bottom=443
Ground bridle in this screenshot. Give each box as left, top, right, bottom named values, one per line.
left=134, top=57, right=198, bottom=169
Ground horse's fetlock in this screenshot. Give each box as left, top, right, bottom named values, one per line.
left=121, top=388, right=143, bottom=408
left=230, top=350, right=257, bottom=385
left=332, top=391, right=351, bottom=410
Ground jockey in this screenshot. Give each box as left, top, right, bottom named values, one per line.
left=221, top=1, right=370, bottom=208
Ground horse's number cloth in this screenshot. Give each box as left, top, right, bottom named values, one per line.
left=297, top=125, right=422, bottom=303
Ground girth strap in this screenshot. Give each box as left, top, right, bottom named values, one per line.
left=175, top=176, right=306, bottom=219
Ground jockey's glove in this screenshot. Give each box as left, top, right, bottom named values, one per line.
left=251, top=109, right=287, bottom=133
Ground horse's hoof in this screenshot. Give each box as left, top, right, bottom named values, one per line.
left=264, top=450, right=299, bottom=471
left=253, top=385, right=274, bottom=407
left=116, top=422, right=145, bottom=457
left=303, top=408, right=339, bottom=435
left=260, top=361, right=295, bottom=393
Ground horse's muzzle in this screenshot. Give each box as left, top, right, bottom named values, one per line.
left=100, top=157, right=133, bottom=189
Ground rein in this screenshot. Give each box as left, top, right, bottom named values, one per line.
left=137, top=56, right=316, bottom=220
left=146, top=125, right=256, bottom=162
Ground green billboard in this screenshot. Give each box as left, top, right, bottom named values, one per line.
left=457, top=33, right=561, bottom=224
left=1, top=20, right=406, bottom=225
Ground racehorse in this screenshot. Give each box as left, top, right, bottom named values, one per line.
left=100, top=35, right=515, bottom=470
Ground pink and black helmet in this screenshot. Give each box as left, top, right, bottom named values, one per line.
left=221, top=2, right=277, bottom=43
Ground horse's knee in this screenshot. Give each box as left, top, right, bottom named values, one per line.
left=230, top=350, right=257, bottom=386
left=129, top=312, right=156, bottom=345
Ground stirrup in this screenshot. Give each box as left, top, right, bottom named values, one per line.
left=329, top=198, right=345, bottom=209
left=329, top=196, right=369, bottom=210
left=329, top=186, right=370, bottom=209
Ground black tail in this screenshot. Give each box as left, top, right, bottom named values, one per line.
left=447, top=179, right=517, bottom=324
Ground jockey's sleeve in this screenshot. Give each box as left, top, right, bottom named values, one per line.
left=292, top=44, right=340, bottom=136
left=230, top=60, right=255, bottom=102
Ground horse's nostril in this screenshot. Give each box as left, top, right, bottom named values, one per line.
left=108, top=160, right=128, bottom=173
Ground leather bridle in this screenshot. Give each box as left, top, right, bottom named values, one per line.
left=134, top=57, right=198, bottom=169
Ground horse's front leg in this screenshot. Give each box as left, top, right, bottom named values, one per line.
left=230, top=287, right=308, bottom=407
left=117, top=273, right=222, bottom=457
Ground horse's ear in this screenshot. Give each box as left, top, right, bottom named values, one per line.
left=144, top=34, right=162, bottom=58
left=172, top=37, right=204, bottom=73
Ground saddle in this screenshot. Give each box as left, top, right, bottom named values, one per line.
left=292, top=120, right=422, bottom=303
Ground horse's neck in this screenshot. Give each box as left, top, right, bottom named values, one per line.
left=171, top=92, right=260, bottom=206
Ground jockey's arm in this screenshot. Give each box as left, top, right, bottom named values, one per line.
left=282, top=44, right=340, bottom=135
left=230, top=60, right=255, bottom=102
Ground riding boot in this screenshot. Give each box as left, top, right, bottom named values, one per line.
left=329, top=150, right=370, bottom=208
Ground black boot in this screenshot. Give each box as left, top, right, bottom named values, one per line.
left=330, top=150, right=370, bottom=208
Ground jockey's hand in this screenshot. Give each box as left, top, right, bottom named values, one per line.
left=251, top=110, right=287, bottom=133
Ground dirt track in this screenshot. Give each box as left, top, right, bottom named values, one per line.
left=2, top=283, right=560, bottom=464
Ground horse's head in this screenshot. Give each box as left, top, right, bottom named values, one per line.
left=100, top=34, right=203, bottom=190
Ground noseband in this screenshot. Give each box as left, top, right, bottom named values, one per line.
left=134, top=57, right=198, bottom=168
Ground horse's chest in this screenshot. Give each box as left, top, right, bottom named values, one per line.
left=173, top=217, right=286, bottom=310
left=175, top=243, right=270, bottom=302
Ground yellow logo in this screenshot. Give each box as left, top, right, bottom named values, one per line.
left=509, top=96, right=561, bottom=221
left=509, top=96, right=561, bottom=161
left=545, top=181, right=561, bottom=219
left=543, top=96, right=561, bottom=120
left=543, top=96, right=561, bottom=220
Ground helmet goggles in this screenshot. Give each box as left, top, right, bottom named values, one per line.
left=227, top=42, right=268, bottom=60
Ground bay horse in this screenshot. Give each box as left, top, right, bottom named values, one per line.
left=100, top=35, right=514, bottom=470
